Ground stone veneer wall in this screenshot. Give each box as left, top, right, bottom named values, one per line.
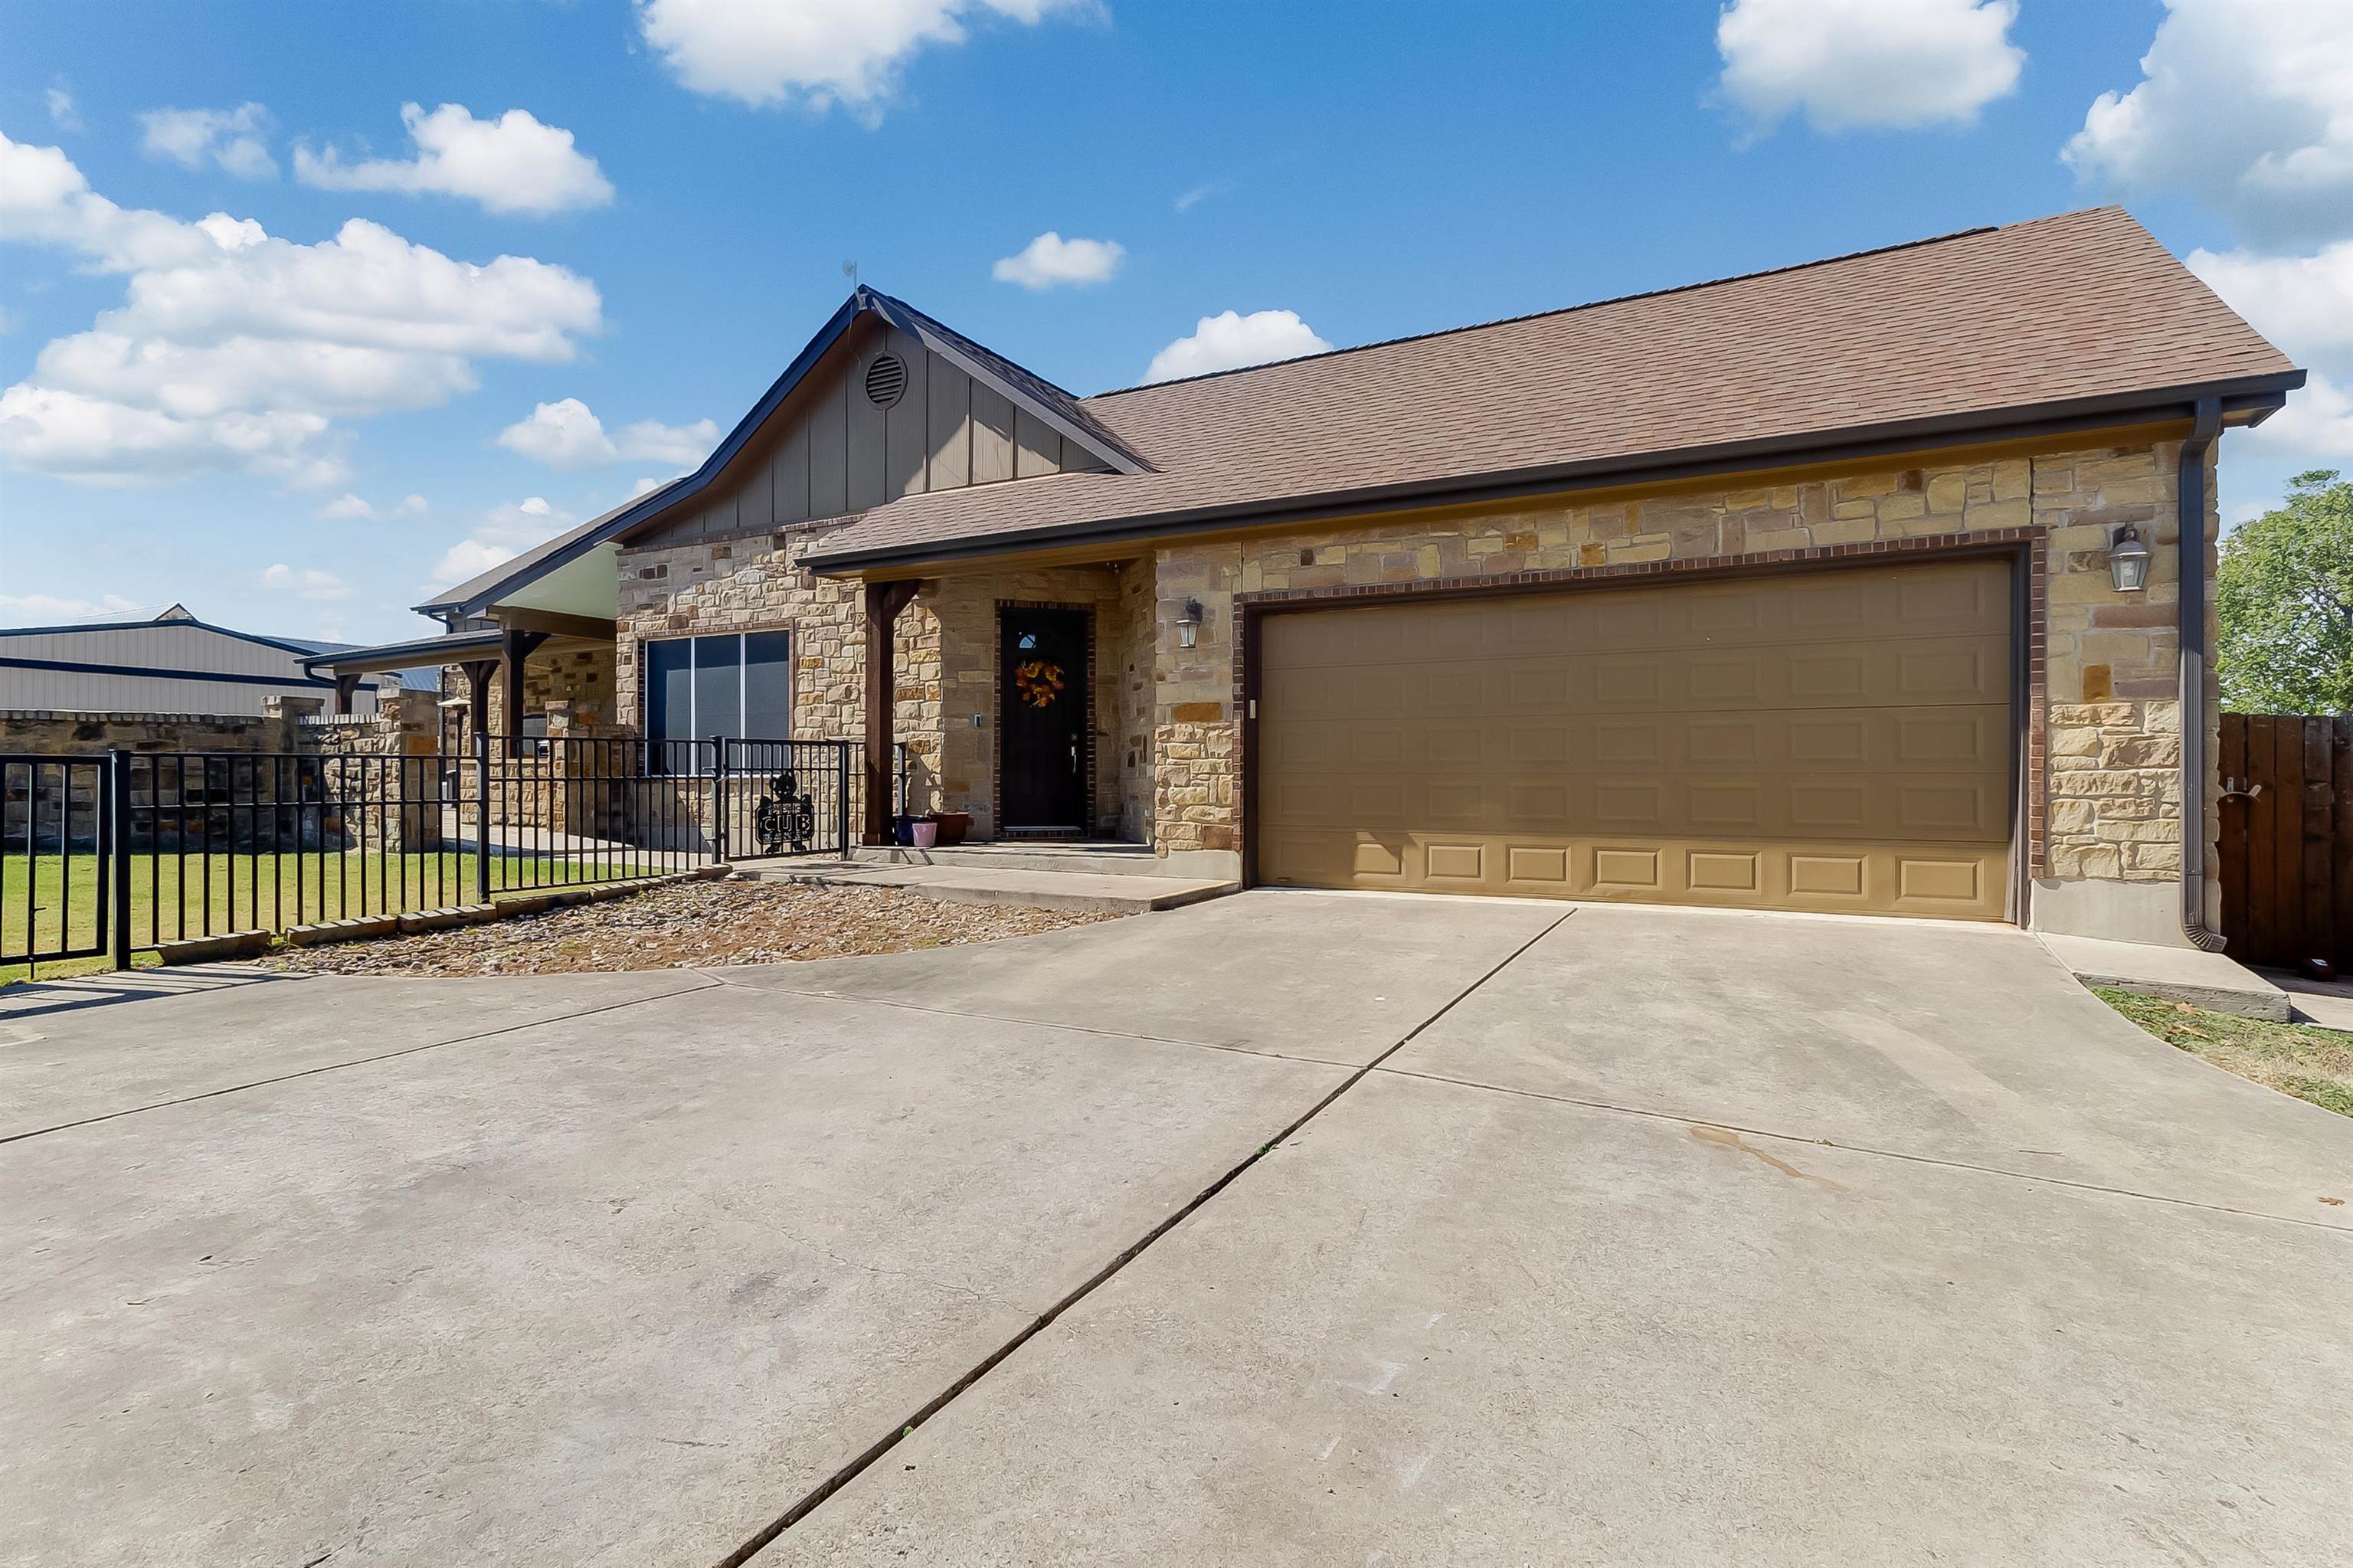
left=1154, top=437, right=2214, bottom=909
left=604, top=435, right=2213, bottom=919
left=616, top=522, right=906, bottom=743
left=0, top=708, right=318, bottom=755
left=438, top=642, right=617, bottom=732
left=921, top=561, right=1141, bottom=838
left=614, top=527, right=1158, bottom=840
left=1111, top=554, right=1157, bottom=841
left=615, top=523, right=941, bottom=843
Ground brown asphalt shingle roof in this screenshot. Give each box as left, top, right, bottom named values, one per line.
left=801, top=207, right=2298, bottom=568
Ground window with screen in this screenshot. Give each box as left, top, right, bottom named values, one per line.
left=643, top=630, right=792, bottom=741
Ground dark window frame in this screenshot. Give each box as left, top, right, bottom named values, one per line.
left=641, top=627, right=794, bottom=742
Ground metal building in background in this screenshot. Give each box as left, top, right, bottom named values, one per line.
left=0, top=604, right=421, bottom=717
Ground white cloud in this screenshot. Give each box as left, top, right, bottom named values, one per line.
left=261, top=562, right=352, bottom=601
left=139, top=103, right=278, bottom=180
left=317, top=491, right=427, bottom=521
left=0, top=131, right=602, bottom=488
left=1173, top=181, right=1227, bottom=214
left=294, top=103, right=614, bottom=217
left=2190, top=244, right=2353, bottom=473
left=2188, top=241, right=2353, bottom=358
left=628, top=475, right=668, bottom=499
left=45, top=86, right=80, bottom=133
left=637, top=0, right=1087, bottom=118
left=0, top=386, right=339, bottom=489
left=2063, top=0, right=2353, bottom=251
left=427, top=495, right=576, bottom=590
left=1144, top=309, right=1331, bottom=384
left=617, top=415, right=719, bottom=468
left=991, top=231, right=1123, bottom=290
left=0, top=591, right=140, bottom=624
left=496, top=397, right=717, bottom=470
left=2237, top=370, right=2353, bottom=467
left=497, top=397, right=618, bottom=467
left=1716, top=0, right=2023, bottom=136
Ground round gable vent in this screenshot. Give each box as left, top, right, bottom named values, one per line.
left=864, top=353, right=908, bottom=409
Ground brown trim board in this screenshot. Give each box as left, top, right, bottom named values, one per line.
left=1232, top=527, right=2047, bottom=905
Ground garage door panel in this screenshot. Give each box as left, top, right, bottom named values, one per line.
left=1256, top=826, right=2010, bottom=918
left=1255, top=559, right=2013, bottom=920
left=1265, top=766, right=2005, bottom=843
left=1270, top=571, right=2008, bottom=666
left=1276, top=637, right=2008, bottom=719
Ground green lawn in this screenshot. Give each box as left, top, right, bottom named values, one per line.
left=2, top=849, right=659, bottom=983
left=2097, top=987, right=2353, bottom=1118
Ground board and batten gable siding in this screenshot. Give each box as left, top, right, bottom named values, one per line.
left=635, top=322, right=1109, bottom=551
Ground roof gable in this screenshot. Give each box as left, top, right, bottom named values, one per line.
left=803, top=208, right=2302, bottom=568
left=415, top=288, right=1141, bottom=615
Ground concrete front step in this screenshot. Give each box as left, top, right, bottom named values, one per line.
left=737, top=859, right=1239, bottom=915
left=849, top=840, right=1172, bottom=878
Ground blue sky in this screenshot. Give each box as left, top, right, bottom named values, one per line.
left=3, top=0, right=2348, bottom=646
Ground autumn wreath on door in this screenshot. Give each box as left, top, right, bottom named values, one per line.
left=1013, top=658, right=1066, bottom=709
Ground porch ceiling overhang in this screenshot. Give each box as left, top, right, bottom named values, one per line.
left=303, top=629, right=504, bottom=678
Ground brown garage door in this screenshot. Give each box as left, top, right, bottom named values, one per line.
left=1254, top=558, right=2014, bottom=919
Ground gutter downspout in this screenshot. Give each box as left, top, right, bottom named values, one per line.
left=2178, top=396, right=2226, bottom=951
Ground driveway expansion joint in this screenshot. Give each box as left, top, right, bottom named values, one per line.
left=714, top=908, right=1577, bottom=1566
left=0, top=976, right=721, bottom=1147
left=1373, top=1064, right=2353, bottom=1235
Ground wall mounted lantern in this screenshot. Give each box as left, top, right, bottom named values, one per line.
left=1176, top=598, right=1205, bottom=649
left=2107, top=524, right=2152, bottom=593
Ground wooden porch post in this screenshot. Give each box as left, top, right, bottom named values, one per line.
left=862, top=579, right=921, bottom=845
left=460, top=660, right=498, bottom=741
left=333, top=672, right=361, bottom=716
left=498, top=627, right=549, bottom=751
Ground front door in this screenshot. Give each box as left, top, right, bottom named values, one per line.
left=998, top=607, right=1089, bottom=834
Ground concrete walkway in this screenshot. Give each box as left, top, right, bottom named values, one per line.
left=5, top=895, right=2348, bottom=1566
left=2263, top=967, right=2353, bottom=1032
left=732, top=854, right=1237, bottom=914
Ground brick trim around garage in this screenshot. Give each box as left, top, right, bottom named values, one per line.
left=1230, top=525, right=2051, bottom=899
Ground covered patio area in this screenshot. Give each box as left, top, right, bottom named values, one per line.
left=851, top=555, right=1160, bottom=850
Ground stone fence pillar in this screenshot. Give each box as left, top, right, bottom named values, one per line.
left=320, top=691, right=445, bottom=853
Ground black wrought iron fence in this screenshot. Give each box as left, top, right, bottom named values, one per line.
left=2, top=755, right=113, bottom=966
left=2, top=734, right=858, bottom=974
left=714, top=739, right=857, bottom=859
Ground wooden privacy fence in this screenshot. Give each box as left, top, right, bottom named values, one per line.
left=2217, top=713, right=2352, bottom=971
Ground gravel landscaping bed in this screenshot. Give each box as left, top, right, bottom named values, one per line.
left=260, top=877, right=1116, bottom=976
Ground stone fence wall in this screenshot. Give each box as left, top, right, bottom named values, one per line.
left=2, top=706, right=316, bottom=757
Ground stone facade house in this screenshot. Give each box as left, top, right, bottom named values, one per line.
left=326, top=207, right=2304, bottom=948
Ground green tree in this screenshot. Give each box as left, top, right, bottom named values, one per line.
left=2217, top=469, right=2353, bottom=715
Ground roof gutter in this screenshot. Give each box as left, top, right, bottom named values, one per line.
left=2177, top=395, right=2227, bottom=952
left=803, top=374, right=2301, bottom=574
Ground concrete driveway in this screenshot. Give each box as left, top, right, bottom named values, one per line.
left=4, top=895, right=2347, bottom=1566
